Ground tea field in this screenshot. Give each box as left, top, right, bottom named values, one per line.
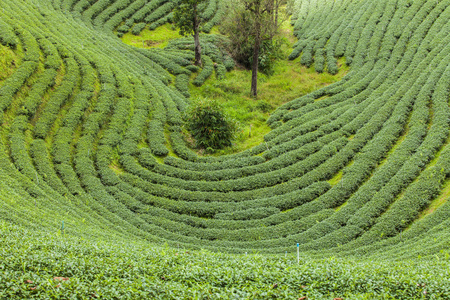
left=1, top=0, right=450, bottom=298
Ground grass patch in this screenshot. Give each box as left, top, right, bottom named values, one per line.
left=415, top=178, right=450, bottom=222
left=208, top=26, right=220, bottom=35
left=121, top=23, right=181, bottom=49
left=0, top=44, right=19, bottom=85
left=335, top=201, right=348, bottom=212
left=110, top=161, right=125, bottom=175
left=328, top=170, right=343, bottom=186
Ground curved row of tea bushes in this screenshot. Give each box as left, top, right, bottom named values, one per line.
left=69, top=62, right=166, bottom=243
left=269, top=0, right=441, bottom=134
left=0, top=1, right=171, bottom=244
left=92, top=0, right=134, bottom=27
left=0, top=25, right=40, bottom=122
left=278, top=2, right=450, bottom=251
left=348, top=54, right=450, bottom=232
left=82, top=0, right=116, bottom=24
left=51, top=56, right=97, bottom=195
left=151, top=134, right=342, bottom=182
left=9, top=116, right=42, bottom=184
left=344, top=63, right=450, bottom=247
left=192, top=56, right=214, bottom=86
left=122, top=137, right=347, bottom=193
left=34, top=55, right=80, bottom=138
left=315, top=59, right=436, bottom=246
left=70, top=0, right=223, bottom=36
left=0, top=17, right=18, bottom=48
left=103, top=0, right=146, bottom=32
left=109, top=180, right=328, bottom=230
left=2, top=22, right=65, bottom=187
left=201, top=0, right=225, bottom=33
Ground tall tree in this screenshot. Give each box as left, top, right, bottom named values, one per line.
left=173, top=0, right=208, bottom=66
left=221, top=0, right=281, bottom=97
left=245, top=0, right=282, bottom=97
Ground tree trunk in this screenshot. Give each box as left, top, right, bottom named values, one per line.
left=251, top=32, right=261, bottom=98
left=194, top=28, right=202, bottom=66
left=251, top=3, right=261, bottom=98
left=193, top=4, right=202, bottom=66
left=275, top=0, right=279, bottom=27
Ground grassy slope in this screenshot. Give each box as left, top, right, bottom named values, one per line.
left=121, top=23, right=182, bottom=49
left=0, top=44, right=19, bottom=83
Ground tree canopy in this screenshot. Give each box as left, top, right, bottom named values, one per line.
left=221, top=0, right=282, bottom=97
left=173, top=0, right=209, bottom=66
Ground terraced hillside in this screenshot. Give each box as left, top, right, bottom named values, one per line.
left=1, top=0, right=450, bottom=298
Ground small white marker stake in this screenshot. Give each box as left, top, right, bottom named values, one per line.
left=297, top=243, right=300, bottom=264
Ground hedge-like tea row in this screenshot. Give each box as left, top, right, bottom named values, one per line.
left=34, top=55, right=80, bottom=138
left=193, top=55, right=213, bottom=86
left=0, top=17, right=18, bottom=48
left=0, top=26, right=39, bottom=120
left=202, top=0, right=225, bottom=33
left=166, top=34, right=236, bottom=81
left=103, top=0, right=146, bottom=32
left=70, top=0, right=224, bottom=37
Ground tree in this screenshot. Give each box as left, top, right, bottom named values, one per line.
left=173, top=0, right=208, bottom=66
left=221, top=0, right=282, bottom=97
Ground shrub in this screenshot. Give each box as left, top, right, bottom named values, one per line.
left=185, top=98, right=237, bottom=151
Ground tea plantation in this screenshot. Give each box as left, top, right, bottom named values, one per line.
left=1, top=0, right=450, bottom=298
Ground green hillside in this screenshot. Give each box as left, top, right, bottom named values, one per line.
left=1, top=0, right=450, bottom=298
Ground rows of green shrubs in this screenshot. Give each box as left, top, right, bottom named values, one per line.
left=2, top=221, right=450, bottom=299
left=72, top=0, right=222, bottom=37
left=2, top=0, right=450, bottom=259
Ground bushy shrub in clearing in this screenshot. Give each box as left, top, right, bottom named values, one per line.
left=185, top=98, right=236, bottom=151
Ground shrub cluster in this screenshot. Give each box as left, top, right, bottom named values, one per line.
left=184, top=98, right=236, bottom=151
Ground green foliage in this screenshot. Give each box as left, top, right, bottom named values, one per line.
left=251, top=38, right=286, bottom=75
left=165, top=33, right=236, bottom=81
left=219, top=0, right=283, bottom=75
left=131, top=22, right=146, bottom=35
left=185, top=98, right=237, bottom=151
left=254, top=100, right=273, bottom=113
left=1, top=222, right=450, bottom=299
left=192, top=55, right=214, bottom=86
left=2, top=1, right=450, bottom=297
left=173, top=0, right=208, bottom=37
left=0, top=18, right=18, bottom=48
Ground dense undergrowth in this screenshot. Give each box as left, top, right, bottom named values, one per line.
left=1, top=0, right=450, bottom=298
